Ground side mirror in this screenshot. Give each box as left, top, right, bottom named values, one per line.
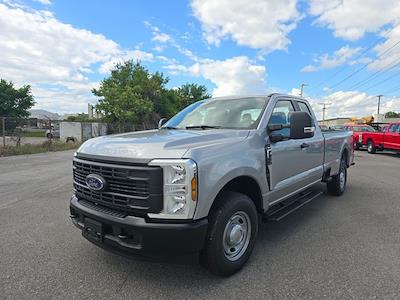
left=270, top=133, right=284, bottom=143
left=289, top=112, right=315, bottom=139
left=158, top=118, right=168, bottom=129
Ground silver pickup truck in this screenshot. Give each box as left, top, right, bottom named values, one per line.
left=70, top=93, right=354, bottom=276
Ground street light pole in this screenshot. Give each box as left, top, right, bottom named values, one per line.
left=300, top=83, right=308, bottom=97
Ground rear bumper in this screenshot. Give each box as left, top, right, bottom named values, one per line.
left=70, top=195, right=208, bottom=259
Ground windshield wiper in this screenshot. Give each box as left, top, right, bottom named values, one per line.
left=185, top=125, right=222, bottom=130
left=161, top=126, right=178, bottom=130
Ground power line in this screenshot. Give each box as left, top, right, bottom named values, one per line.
left=308, top=36, right=388, bottom=94
left=362, top=71, right=400, bottom=92
left=327, top=39, right=400, bottom=91
left=344, top=58, right=400, bottom=91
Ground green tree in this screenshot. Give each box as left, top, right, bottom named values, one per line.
left=385, top=111, right=400, bottom=118
left=92, top=61, right=210, bottom=128
left=66, top=113, right=91, bottom=122
left=0, top=79, right=35, bottom=117
left=176, top=83, right=211, bottom=111
left=93, top=61, right=167, bottom=124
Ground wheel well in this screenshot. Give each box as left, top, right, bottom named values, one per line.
left=213, top=176, right=263, bottom=213
left=342, top=148, right=349, bottom=167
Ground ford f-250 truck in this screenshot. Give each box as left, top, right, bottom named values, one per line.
left=359, top=122, right=400, bottom=153
left=70, top=94, right=354, bottom=276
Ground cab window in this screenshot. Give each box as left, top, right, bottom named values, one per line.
left=268, top=100, right=295, bottom=137
left=297, top=101, right=311, bottom=114
left=389, top=124, right=399, bottom=133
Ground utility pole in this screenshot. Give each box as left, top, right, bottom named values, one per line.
left=377, top=95, right=383, bottom=115
left=318, top=102, right=331, bottom=124
left=300, top=83, right=308, bottom=97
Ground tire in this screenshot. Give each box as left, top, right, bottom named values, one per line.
left=354, top=142, right=360, bottom=150
left=203, top=191, right=258, bottom=276
left=367, top=140, right=376, bottom=154
left=46, top=133, right=53, bottom=139
left=327, top=157, right=347, bottom=196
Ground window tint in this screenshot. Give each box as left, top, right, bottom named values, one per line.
left=297, top=101, right=311, bottom=114
left=268, top=100, right=295, bottom=137
left=389, top=124, right=399, bottom=133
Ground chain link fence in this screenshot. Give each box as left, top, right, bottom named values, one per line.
left=1, top=117, right=158, bottom=147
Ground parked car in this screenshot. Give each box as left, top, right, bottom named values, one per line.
left=69, top=94, right=354, bottom=276
left=45, top=125, right=60, bottom=139
left=359, top=122, right=400, bottom=153
left=332, top=125, right=344, bottom=131
left=343, top=125, right=375, bottom=150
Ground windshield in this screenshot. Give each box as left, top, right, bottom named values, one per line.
left=163, top=97, right=268, bottom=129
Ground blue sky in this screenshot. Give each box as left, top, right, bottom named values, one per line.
left=1, top=0, right=400, bottom=119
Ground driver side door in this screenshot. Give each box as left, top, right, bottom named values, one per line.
left=266, top=99, right=324, bottom=204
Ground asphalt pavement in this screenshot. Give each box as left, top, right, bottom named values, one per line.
left=1, top=150, right=400, bottom=299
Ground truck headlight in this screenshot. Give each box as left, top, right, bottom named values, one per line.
left=148, top=159, right=198, bottom=219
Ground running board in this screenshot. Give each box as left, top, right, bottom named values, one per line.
left=263, top=189, right=323, bottom=222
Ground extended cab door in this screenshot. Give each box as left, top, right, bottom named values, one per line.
left=385, top=124, right=400, bottom=150
left=266, top=98, right=324, bottom=204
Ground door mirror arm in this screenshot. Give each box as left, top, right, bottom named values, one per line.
left=158, top=118, right=168, bottom=129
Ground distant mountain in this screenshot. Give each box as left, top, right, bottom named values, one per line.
left=29, top=109, right=61, bottom=120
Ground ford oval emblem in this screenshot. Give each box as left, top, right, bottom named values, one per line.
left=85, top=174, right=106, bottom=191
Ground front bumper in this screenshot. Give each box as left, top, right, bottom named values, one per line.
left=70, top=195, right=208, bottom=259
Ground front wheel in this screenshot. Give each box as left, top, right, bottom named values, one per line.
left=327, top=157, right=347, bottom=196
left=203, top=191, right=258, bottom=276
left=367, top=140, right=376, bottom=154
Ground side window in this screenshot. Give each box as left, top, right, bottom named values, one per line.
left=268, top=100, right=295, bottom=137
left=297, top=101, right=311, bottom=114
left=389, top=124, right=399, bottom=133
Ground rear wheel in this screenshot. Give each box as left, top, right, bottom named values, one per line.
left=367, top=140, right=376, bottom=154
left=203, top=191, right=258, bottom=276
left=327, top=157, right=347, bottom=196
left=46, top=133, right=53, bottom=139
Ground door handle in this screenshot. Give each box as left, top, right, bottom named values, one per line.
left=301, top=143, right=310, bottom=149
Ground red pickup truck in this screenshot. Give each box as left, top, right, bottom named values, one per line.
left=343, top=124, right=375, bottom=150
left=359, top=122, right=400, bottom=153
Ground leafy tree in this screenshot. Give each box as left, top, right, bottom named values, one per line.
left=385, top=111, right=400, bottom=118
left=93, top=61, right=166, bottom=124
left=176, top=83, right=211, bottom=111
left=66, top=113, right=95, bottom=122
left=93, top=61, right=210, bottom=127
left=0, top=79, right=35, bottom=118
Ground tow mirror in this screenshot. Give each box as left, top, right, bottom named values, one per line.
left=158, top=118, right=168, bottom=129
left=289, top=112, right=315, bottom=139
left=270, top=133, right=284, bottom=143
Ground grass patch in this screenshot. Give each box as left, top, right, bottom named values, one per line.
left=20, top=131, right=46, bottom=137
left=0, top=140, right=80, bottom=157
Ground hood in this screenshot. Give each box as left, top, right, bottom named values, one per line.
left=77, top=129, right=249, bottom=162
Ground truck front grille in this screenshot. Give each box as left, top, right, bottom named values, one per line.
left=73, top=157, right=163, bottom=214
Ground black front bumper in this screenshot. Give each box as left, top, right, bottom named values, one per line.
left=70, top=195, right=208, bottom=260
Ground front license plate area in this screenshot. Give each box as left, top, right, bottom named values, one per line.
left=82, top=218, right=103, bottom=242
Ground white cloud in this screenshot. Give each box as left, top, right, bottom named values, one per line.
left=98, top=50, right=154, bottom=74
left=190, top=0, right=302, bottom=52
left=309, top=91, right=400, bottom=120
left=0, top=3, right=157, bottom=113
left=34, top=0, right=51, bottom=5
left=165, top=56, right=267, bottom=96
left=309, top=0, right=400, bottom=41
left=152, top=32, right=171, bottom=43
left=368, top=23, right=400, bottom=71
left=301, top=46, right=362, bottom=72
